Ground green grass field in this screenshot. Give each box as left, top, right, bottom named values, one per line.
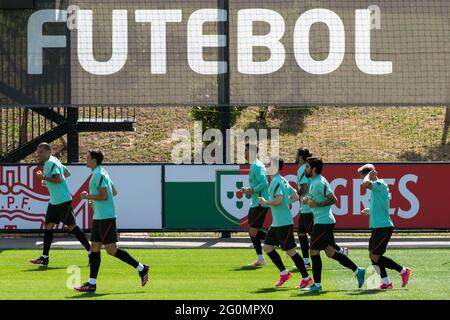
left=0, top=248, right=448, bottom=300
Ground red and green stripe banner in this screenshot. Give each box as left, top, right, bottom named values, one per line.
left=164, top=164, right=450, bottom=230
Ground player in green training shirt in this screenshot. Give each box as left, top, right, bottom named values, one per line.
left=74, top=150, right=149, bottom=292
left=295, top=148, right=314, bottom=268
left=239, top=143, right=269, bottom=267
left=258, top=157, right=313, bottom=289
left=294, top=148, right=348, bottom=271
left=30, top=143, right=91, bottom=267
left=301, top=158, right=366, bottom=292
left=358, top=164, right=412, bottom=289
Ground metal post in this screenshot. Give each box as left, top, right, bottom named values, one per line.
left=218, top=0, right=230, bottom=165
left=67, top=107, right=78, bottom=163
left=443, top=106, right=450, bottom=145
left=221, top=231, right=231, bottom=239
left=65, top=16, right=78, bottom=163
left=445, top=107, right=450, bottom=123
left=218, top=0, right=231, bottom=239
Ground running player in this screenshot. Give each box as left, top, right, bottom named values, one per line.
left=296, top=148, right=314, bottom=268
left=301, top=158, right=366, bottom=292
left=295, top=148, right=348, bottom=271
left=239, top=143, right=269, bottom=267
left=258, top=157, right=313, bottom=289
left=358, top=164, right=412, bottom=289
left=30, top=143, right=91, bottom=266
left=74, top=150, right=149, bottom=292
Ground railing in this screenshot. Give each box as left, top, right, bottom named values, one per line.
left=0, top=107, right=65, bottom=158
left=79, top=107, right=136, bottom=123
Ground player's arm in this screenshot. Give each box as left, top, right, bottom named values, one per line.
left=362, top=170, right=375, bottom=189
left=82, top=187, right=108, bottom=201
left=312, top=192, right=337, bottom=208
left=63, top=167, right=71, bottom=178
left=302, top=196, right=310, bottom=204
left=361, top=208, right=370, bottom=216
left=248, top=167, right=268, bottom=195
left=259, top=194, right=283, bottom=206
left=44, top=174, right=62, bottom=184
left=307, top=181, right=337, bottom=208
left=289, top=190, right=299, bottom=204
left=288, top=184, right=299, bottom=203
left=36, top=168, right=62, bottom=184
left=112, top=184, right=118, bottom=197
left=298, top=183, right=309, bottom=196
left=81, top=173, right=109, bottom=201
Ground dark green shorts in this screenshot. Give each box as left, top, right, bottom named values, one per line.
left=298, top=212, right=314, bottom=235
left=369, top=227, right=394, bottom=255
left=247, top=206, right=269, bottom=229
left=265, top=225, right=296, bottom=251
left=310, top=224, right=336, bottom=251
left=91, top=218, right=118, bottom=245
left=45, top=201, right=76, bottom=226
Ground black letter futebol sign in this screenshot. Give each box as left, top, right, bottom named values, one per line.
left=1, top=0, right=450, bottom=107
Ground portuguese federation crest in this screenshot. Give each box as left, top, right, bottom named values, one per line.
left=215, top=170, right=253, bottom=225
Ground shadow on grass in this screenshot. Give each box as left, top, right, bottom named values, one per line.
left=291, top=289, right=351, bottom=297
left=290, top=266, right=346, bottom=272
left=251, top=287, right=291, bottom=294
left=346, top=289, right=400, bottom=296
left=230, top=266, right=263, bottom=271
left=293, top=290, right=326, bottom=297
left=68, top=291, right=146, bottom=299
left=22, top=266, right=66, bottom=272
left=243, top=106, right=316, bottom=134
left=289, top=267, right=340, bottom=272
left=68, top=292, right=111, bottom=299
left=269, top=107, right=315, bottom=134
left=398, top=143, right=449, bottom=161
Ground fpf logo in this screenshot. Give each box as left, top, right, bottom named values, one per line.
left=0, top=166, right=91, bottom=230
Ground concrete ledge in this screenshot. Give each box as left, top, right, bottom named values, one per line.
left=1, top=237, right=450, bottom=250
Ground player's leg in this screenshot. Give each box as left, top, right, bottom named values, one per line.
left=286, top=248, right=308, bottom=278
left=294, top=232, right=309, bottom=271
left=67, top=223, right=91, bottom=252
left=75, top=220, right=103, bottom=292
left=264, top=244, right=291, bottom=287
left=106, top=242, right=145, bottom=271
left=324, top=225, right=365, bottom=288
left=298, top=232, right=309, bottom=262
left=75, top=242, right=101, bottom=292
left=369, top=229, right=390, bottom=289
left=378, top=255, right=412, bottom=288
left=304, top=249, right=323, bottom=292
left=333, top=243, right=349, bottom=256
left=372, top=227, right=412, bottom=288
left=326, top=215, right=347, bottom=256
left=324, top=244, right=365, bottom=288
left=285, top=246, right=312, bottom=289
left=248, top=207, right=268, bottom=266
left=325, top=244, right=356, bottom=272
left=67, top=222, right=91, bottom=266
left=280, top=225, right=311, bottom=288
left=30, top=204, right=57, bottom=265
left=263, top=228, right=291, bottom=287
left=370, top=251, right=391, bottom=289
left=63, top=201, right=91, bottom=253
left=297, top=213, right=313, bottom=268
left=301, top=225, right=323, bottom=291
left=101, top=219, right=149, bottom=286
left=30, top=223, right=54, bottom=266
left=249, top=226, right=265, bottom=266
